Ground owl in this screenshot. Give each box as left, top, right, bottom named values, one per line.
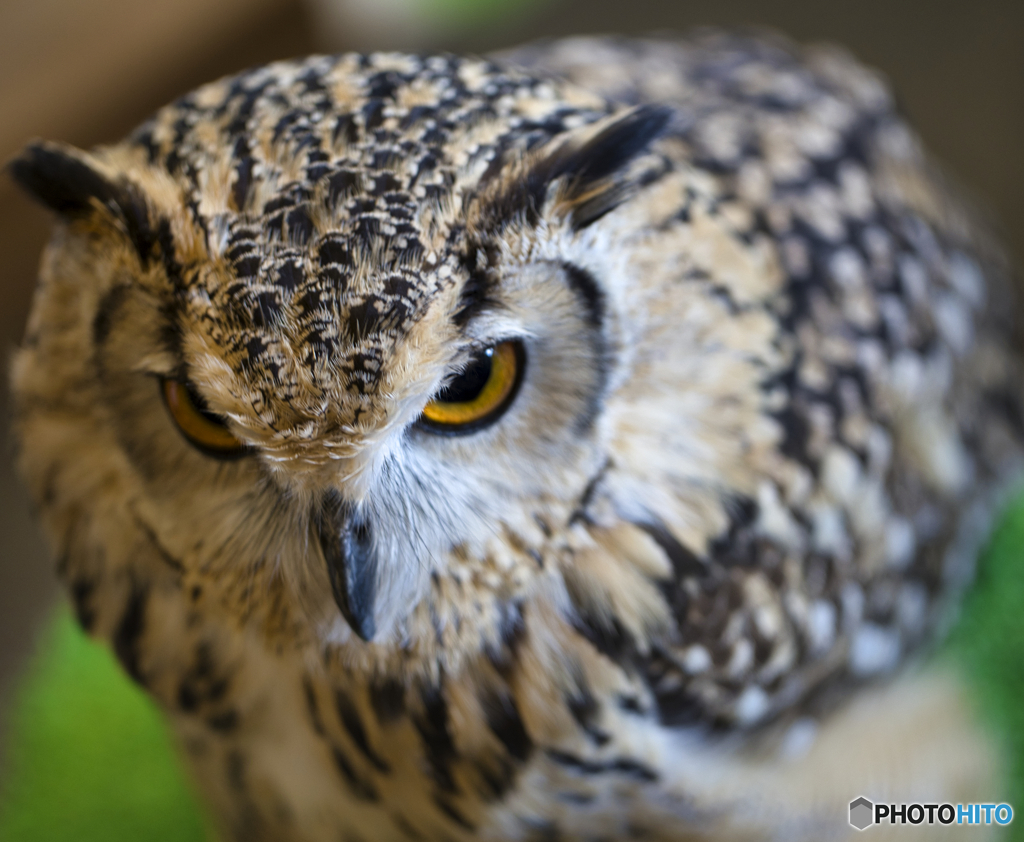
left=9, top=31, right=1023, bottom=842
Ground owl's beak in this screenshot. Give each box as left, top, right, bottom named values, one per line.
left=315, top=490, right=377, bottom=641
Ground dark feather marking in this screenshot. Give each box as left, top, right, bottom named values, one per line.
left=69, top=576, right=97, bottom=632
left=177, top=642, right=231, bottom=714
left=41, top=463, right=61, bottom=508
left=130, top=511, right=185, bottom=574
left=638, top=522, right=704, bottom=581
left=434, top=795, right=476, bottom=831
left=645, top=653, right=705, bottom=727
left=569, top=459, right=612, bottom=525
left=303, top=678, right=327, bottom=735
left=330, top=746, right=380, bottom=801
left=706, top=495, right=760, bottom=567
left=232, top=149, right=255, bottom=211
left=773, top=400, right=813, bottom=466
left=983, top=388, right=1024, bottom=438
left=92, top=284, right=133, bottom=346
left=178, top=681, right=199, bottom=712
left=369, top=676, right=406, bottom=724
left=207, top=710, right=239, bottom=732
left=616, top=694, right=648, bottom=716
left=113, top=581, right=148, bottom=686
left=453, top=268, right=494, bottom=328
left=561, top=263, right=610, bottom=433
left=392, top=814, right=425, bottom=841
left=334, top=688, right=391, bottom=772
left=453, top=240, right=501, bottom=327
left=485, top=601, right=526, bottom=674
left=566, top=687, right=611, bottom=747
left=561, top=262, right=604, bottom=330
left=474, top=755, right=516, bottom=801
left=545, top=749, right=658, bottom=782
left=412, top=684, right=459, bottom=794
left=225, top=749, right=268, bottom=838
left=481, top=687, right=533, bottom=762
left=566, top=544, right=706, bottom=726
left=569, top=605, right=637, bottom=666
left=155, top=218, right=184, bottom=289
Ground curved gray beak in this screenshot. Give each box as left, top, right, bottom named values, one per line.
left=316, top=490, right=378, bottom=641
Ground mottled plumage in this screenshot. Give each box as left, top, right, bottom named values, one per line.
left=9, top=32, right=1022, bottom=841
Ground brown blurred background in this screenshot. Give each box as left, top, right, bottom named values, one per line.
left=1, top=0, right=1021, bottom=764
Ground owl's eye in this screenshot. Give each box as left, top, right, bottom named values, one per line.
left=418, top=340, right=525, bottom=434
left=161, top=379, right=248, bottom=459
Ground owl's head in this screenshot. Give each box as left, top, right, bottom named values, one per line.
left=10, top=55, right=701, bottom=659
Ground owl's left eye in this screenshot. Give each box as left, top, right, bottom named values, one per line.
left=161, top=379, right=248, bottom=459
left=418, top=340, right=525, bottom=434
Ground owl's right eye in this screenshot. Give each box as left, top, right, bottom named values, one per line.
left=161, top=379, right=248, bottom=459
left=417, top=340, right=525, bottom=435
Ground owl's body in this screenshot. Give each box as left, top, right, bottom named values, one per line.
left=9, top=32, right=1022, bottom=841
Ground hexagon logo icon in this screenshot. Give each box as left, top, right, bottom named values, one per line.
left=850, top=796, right=874, bottom=831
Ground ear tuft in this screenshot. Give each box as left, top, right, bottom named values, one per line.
left=10, top=141, right=117, bottom=217
left=8, top=141, right=154, bottom=258
left=543, top=104, right=673, bottom=197
left=552, top=104, right=673, bottom=229
left=473, top=104, right=673, bottom=233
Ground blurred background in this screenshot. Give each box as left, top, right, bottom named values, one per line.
left=0, top=0, right=1021, bottom=773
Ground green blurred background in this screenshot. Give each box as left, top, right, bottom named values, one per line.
left=0, top=0, right=1021, bottom=838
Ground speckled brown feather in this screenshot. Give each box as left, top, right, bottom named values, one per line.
left=9, top=31, right=1021, bottom=841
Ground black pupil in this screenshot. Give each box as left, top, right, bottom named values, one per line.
left=435, top=348, right=493, bottom=404
left=186, top=384, right=229, bottom=428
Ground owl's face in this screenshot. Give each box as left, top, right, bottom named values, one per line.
left=12, top=54, right=779, bottom=670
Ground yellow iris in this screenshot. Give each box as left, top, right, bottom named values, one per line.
left=162, top=379, right=246, bottom=457
left=420, top=341, right=521, bottom=431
